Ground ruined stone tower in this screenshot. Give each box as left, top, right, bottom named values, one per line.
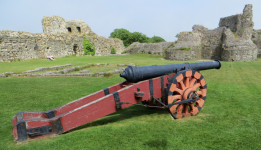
left=163, top=4, right=258, bottom=61
left=219, top=4, right=257, bottom=61
left=42, top=16, right=95, bottom=35
left=0, top=16, right=125, bottom=62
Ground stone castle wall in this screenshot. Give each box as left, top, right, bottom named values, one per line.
left=0, top=30, right=124, bottom=62
left=198, top=26, right=225, bottom=60
left=219, top=4, right=254, bottom=33
left=219, top=4, right=257, bottom=61
left=126, top=42, right=174, bottom=56
left=166, top=31, right=201, bottom=61
left=127, top=4, right=258, bottom=62
left=252, top=29, right=261, bottom=57
left=0, top=16, right=125, bottom=62
left=222, top=28, right=257, bottom=61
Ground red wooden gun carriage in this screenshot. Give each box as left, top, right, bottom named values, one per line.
left=12, top=60, right=221, bottom=142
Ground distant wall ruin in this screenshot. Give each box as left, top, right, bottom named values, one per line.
left=127, top=4, right=258, bottom=62
left=0, top=16, right=125, bottom=62
left=126, top=42, right=174, bottom=56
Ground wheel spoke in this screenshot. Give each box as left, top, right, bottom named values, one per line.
left=189, top=78, right=196, bottom=87
left=183, top=104, right=189, bottom=114
left=184, top=77, right=190, bottom=87
left=168, top=95, right=182, bottom=104
left=192, top=83, right=200, bottom=91
left=179, top=81, right=186, bottom=90
left=175, top=88, right=183, bottom=95
left=189, top=104, right=194, bottom=113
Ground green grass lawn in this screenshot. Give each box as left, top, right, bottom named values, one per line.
left=0, top=55, right=261, bottom=149
left=0, top=54, right=168, bottom=73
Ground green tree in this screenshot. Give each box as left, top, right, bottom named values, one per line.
left=109, top=28, right=166, bottom=47
left=110, top=29, right=148, bottom=47
left=111, top=47, right=116, bottom=54
left=109, top=28, right=131, bottom=47
left=128, top=32, right=149, bottom=44
left=83, top=37, right=95, bottom=56
left=148, top=36, right=166, bottom=43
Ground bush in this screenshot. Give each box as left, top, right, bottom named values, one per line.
left=104, top=73, right=114, bottom=77
left=148, top=51, right=152, bottom=54
left=253, top=40, right=258, bottom=44
left=148, top=36, right=166, bottom=43
left=5, top=73, right=11, bottom=77
left=83, top=37, right=95, bottom=56
left=141, top=50, right=145, bottom=54
left=75, top=67, right=80, bottom=71
left=111, top=47, right=116, bottom=54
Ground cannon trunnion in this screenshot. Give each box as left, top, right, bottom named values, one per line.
left=12, top=61, right=221, bottom=142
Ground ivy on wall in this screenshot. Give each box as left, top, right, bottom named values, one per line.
left=83, top=37, right=95, bottom=56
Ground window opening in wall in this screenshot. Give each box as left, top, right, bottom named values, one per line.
left=67, top=27, right=72, bottom=33
left=34, top=44, right=39, bottom=51
left=77, top=27, right=81, bottom=33
left=47, top=47, right=49, bottom=49
left=73, top=44, right=78, bottom=55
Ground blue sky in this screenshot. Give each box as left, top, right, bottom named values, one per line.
left=1, top=0, right=261, bottom=42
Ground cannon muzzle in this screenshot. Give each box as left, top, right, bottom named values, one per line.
left=120, top=60, right=221, bottom=83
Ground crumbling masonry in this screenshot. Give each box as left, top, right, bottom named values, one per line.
left=1, top=5, right=260, bottom=62
left=0, top=16, right=125, bottom=62
left=127, top=4, right=258, bottom=61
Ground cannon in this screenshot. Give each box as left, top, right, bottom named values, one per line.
left=12, top=60, right=221, bottom=142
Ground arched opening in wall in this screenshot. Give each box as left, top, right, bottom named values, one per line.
left=67, top=27, right=72, bottom=33
left=73, top=44, right=78, bottom=55
left=77, top=27, right=81, bottom=33
left=34, top=44, right=39, bottom=51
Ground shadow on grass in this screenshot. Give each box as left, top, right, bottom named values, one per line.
left=143, top=139, right=168, bottom=149
left=69, top=105, right=169, bottom=132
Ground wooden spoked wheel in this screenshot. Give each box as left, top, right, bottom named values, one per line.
left=165, top=70, right=207, bottom=119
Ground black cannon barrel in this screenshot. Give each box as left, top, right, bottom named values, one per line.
left=120, top=60, right=221, bottom=83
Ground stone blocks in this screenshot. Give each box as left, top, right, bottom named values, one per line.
left=0, top=16, right=125, bottom=62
